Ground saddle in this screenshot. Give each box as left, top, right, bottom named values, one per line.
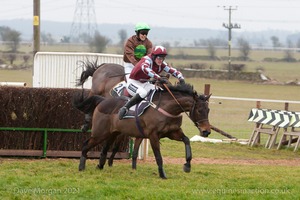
left=110, top=81, right=156, bottom=118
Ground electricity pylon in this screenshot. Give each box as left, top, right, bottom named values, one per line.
left=70, top=0, right=98, bottom=43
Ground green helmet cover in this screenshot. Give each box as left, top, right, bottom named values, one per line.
left=135, top=22, right=150, bottom=31
left=134, top=45, right=147, bottom=59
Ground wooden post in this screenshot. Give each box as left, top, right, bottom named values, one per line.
left=33, top=0, right=40, bottom=56
left=283, top=102, right=289, bottom=142
left=256, top=101, right=261, bottom=144
left=204, top=84, right=210, bottom=96
left=204, top=84, right=236, bottom=139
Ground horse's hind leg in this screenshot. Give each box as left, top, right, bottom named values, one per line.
left=81, top=112, right=92, bottom=132
left=107, top=141, right=119, bottom=167
left=132, top=138, right=143, bottom=170
left=97, top=135, right=117, bottom=169
left=108, top=135, right=124, bottom=167
left=79, top=137, right=100, bottom=171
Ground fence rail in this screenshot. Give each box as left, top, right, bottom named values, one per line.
left=0, top=127, right=133, bottom=159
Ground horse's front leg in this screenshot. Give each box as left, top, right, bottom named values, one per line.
left=149, top=135, right=167, bottom=179
left=131, top=138, right=143, bottom=170
left=182, top=135, right=192, bottom=173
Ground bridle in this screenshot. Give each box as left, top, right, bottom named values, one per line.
left=189, top=95, right=209, bottom=128
left=163, top=83, right=208, bottom=129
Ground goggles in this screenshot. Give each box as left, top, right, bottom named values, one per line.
left=139, top=31, right=148, bottom=36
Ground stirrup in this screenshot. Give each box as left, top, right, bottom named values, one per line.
left=118, top=107, right=128, bottom=120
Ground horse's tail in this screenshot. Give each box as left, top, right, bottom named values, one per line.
left=76, top=59, right=106, bottom=86
left=72, top=91, right=105, bottom=114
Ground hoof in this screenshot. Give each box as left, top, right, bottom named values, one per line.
left=183, top=163, right=191, bottom=173
left=96, top=164, right=104, bottom=170
left=78, top=165, right=85, bottom=171
left=108, top=160, right=113, bottom=167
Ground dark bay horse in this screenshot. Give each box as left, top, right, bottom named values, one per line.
left=73, top=83, right=211, bottom=179
left=76, top=60, right=144, bottom=168
left=76, top=61, right=125, bottom=132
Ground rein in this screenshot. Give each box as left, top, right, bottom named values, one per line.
left=162, top=83, right=202, bottom=127
left=149, top=102, right=182, bottom=118
left=163, top=83, right=191, bottom=119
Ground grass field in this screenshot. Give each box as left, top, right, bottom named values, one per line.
left=0, top=157, right=299, bottom=200
left=1, top=47, right=300, bottom=199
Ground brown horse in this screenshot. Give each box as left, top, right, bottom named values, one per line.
left=76, top=60, right=125, bottom=132
left=76, top=60, right=144, bottom=168
left=73, top=83, right=211, bottom=179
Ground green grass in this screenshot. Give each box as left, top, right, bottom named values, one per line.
left=0, top=69, right=32, bottom=86
left=0, top=158, right=299, bottom=199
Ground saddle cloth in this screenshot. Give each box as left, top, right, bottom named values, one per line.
left=111, top=81, right=158, bottom=118
left=123, top=90, right=156, bottom=119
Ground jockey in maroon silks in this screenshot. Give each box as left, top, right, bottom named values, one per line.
left=118, top=45, right=185, bottom=119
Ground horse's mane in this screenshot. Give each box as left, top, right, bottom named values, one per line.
left=164, top=83, right=196, bottom=96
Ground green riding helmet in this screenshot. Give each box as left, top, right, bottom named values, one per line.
left=135, top=22, right=151, bottom=32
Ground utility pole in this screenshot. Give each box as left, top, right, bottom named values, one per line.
left=33, top=0, right=40, bottom=56
left=222, top=6, right=240, bottom=79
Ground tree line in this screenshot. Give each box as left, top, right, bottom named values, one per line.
left=0, top=26, right=299, bottom=65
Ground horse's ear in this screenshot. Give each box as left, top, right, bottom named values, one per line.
left=205, top=94, right=212, bottom=101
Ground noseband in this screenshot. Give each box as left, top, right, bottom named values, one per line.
left=189, top=97, right=209, bottom=128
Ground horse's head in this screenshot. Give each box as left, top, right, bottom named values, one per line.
left=190, top=93, right=211, bottom=137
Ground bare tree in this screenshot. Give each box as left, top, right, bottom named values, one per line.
left=237, top=37, right=251, bottom=61
left=89, top=31, right=110, bottom=53
left=41, top=32, right=56, bottom=44
left=207, top=40, right=216, bottom=59
left=118, top=29, right=127, bottom=46
left=60, top=36, right=70, bottom=43
left=283, top=40, right=296, bottom=62
left=0, top=26, right=21, bottom=52
left=270, top=36, right=281, bottom=48
left=297, top=38, right=300, bottom=49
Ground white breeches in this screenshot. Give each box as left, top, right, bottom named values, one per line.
left=124, top=62, right=134, bottom=81
left=126, top=78, right=156, bottom=98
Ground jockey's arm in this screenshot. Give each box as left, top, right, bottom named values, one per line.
left=163, top=63, right=184, bottom=80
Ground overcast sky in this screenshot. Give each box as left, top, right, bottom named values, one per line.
left=0, top=0, right=300, bottom=32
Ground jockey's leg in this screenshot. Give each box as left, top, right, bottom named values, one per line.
left=118, top=94, right=143, bottom=119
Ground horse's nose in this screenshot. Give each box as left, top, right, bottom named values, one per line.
left=198, top=122, right=211, bottom=137
left=202, top=131, right=211, bottom=137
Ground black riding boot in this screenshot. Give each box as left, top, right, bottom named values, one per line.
left=118, top=94, right=144, bottom=120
